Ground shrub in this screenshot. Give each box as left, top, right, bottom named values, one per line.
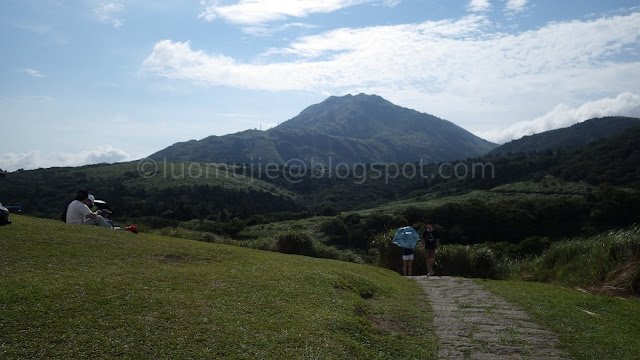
left=220, top=218, right=246, bottom=236
left=370, top=229, right=401, bottom=270
left=365, top=212, right=394, bottom=233
left=342, top=213, right=363, bottom=225
left=516, top=236, right=551, bottom=257
left=437, top=246, right=472, bottom=276
left=348, top=228, right=370, bottom=249
left=402, top=206, right=427, bottom=225
left=276, top=231, right=316, bottom=257
left=193, top=219, right=221, bottom=233
left=470, top=247, right=498, bottom=278
left=136, top=216, right=178, bottom=229
left=435, top=245, right=510, bottom=279
left=246, top=215, right=267, bottom=226
left=319, top=218, right=349, bottom=246
left=318, top=206, right=338, bottom=217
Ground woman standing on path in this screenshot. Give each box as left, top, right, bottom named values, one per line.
left=402, top=247, right=414, bottom=276
left=422, top=221, right=440, bottom=276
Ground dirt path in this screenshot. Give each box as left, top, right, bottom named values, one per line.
left=413, top=276, right=571, bottom=360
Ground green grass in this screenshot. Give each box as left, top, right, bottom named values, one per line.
left=73, top=161, right=298, bottom=198
left=240, top=215, right=329, bottom=240
left=480, top=279, right=640, bottom=360
left=490, top=176, right=593, bottom=195
left=0, top=215, right=437, bottom=359
left=512, top=227, right=640, bottom=292
left=354, top=188, right=583, bottom=216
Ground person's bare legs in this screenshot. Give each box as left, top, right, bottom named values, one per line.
left=403, top=260, right=413, bottom=276
left=425, top=249, right=436, bottom=275
left=403, top=259, right=414, bottom=276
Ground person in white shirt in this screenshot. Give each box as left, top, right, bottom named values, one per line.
left=65, top=190, right=111, bottom=228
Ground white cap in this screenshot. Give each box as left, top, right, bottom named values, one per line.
left=88, top=194, right=95, bottom=206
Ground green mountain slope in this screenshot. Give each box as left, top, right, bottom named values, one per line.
left=0, top=161, right=302, bottom=220
left=150, top=94, right=497, bottom=164
left=0, top=215, right=438, bottom=358
left=2, top=126, right=639, bottom=229
left=489, top=116, right=640, bottom=156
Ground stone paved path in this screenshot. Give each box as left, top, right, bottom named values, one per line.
left=413, top=276, right=571, bottom=360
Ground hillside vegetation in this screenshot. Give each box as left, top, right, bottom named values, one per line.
left=1, top=126, right=639, bottom=278
left=489, top=116, right=640, bottom=156
left=0, top=215, right=438, bottom=359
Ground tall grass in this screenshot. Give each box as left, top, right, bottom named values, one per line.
left=370, top=229, right=510, bottom=278
left=156, top=220, right=639, bottom=295
left=371, top=224, right=640, bottom=295
left=513, top=225, right=640, bottom=294
left=437, top=245, right=510, bottom=279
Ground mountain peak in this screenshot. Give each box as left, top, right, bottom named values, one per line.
left=151, top=94, right=497, bottom=164
left=274, top=93, right=431, bottom=138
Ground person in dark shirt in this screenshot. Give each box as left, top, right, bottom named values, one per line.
left=421, top=221, right=440, bottom=276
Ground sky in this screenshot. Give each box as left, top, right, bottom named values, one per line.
left=1, top=0, right=639, bottom=171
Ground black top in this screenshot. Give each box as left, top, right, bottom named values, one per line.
left=402, top=247, right=414, bottom=255
left=422, top=230, right=439, bottom=249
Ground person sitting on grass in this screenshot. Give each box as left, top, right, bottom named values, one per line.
left=100, top=209, right=115, bottom=228
left=65, top=190, right=111, bottom=228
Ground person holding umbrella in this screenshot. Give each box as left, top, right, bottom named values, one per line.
left=392, top=226, right=420, bottom=276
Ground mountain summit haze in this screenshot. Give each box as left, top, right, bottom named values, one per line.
left=150, top=94, right=497, bottom=165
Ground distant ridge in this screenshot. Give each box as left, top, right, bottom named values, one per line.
left=489, top=117, right=640, bottom=156
left=150, top=94, right=497, bottom=165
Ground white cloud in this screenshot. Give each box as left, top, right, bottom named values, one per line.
left=198, top=0, right=395, bottom=25
left=467, top=0, right=491, bottom=13
left=0, top=145, right=132, bottom=171
left=242, top=21, right=319, bottom=37
left=478, top=92, right=640, bottom=144
left=505, top=0, right=528, bottom=14
left=0, top=95, right=55, bottom=104
left=143, top=12, right=640, bottom=92
left=143, top=11, right=640, bottom=139
left=142, top=15, right=493, bottom=91
left=94, top=2, right=125, bottom=29
left=17, top=68, right=44, bottom=78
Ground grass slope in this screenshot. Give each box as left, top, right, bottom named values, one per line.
left=352, top=180, right=587, bottom=216
left=481, top=280, right=640, bottom=360
left=0, top=216, right=437, bottom=359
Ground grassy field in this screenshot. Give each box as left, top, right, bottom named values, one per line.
left=481, top=279, right=640, bottom=360
left=48, top=160, right=298, bottom=198
left=352, top=182, right=586, bottom=216
left=0, top=215, right=437, bottom=359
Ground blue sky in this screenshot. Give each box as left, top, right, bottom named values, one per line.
left=1, top=0, right=639, bottom=171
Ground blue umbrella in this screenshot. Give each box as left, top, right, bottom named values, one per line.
left=392, top=226, right=420, bottom=249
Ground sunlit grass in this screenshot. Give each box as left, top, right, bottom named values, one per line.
left=481, top=279, right=640, bottom=360
left=1, top=215, right=437, bottom=359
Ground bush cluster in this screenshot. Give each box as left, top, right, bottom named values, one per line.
left=276, top=231, right=315, bottom=256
